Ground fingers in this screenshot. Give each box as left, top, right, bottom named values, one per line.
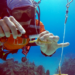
left=40, top=33, right=53, bottom=40
left=39, top=31, right=53, bottom=38
left=57, top=42, right=70, bottom=48
left=49, top=36, right=59, bottom=42
left=39, top=31, right=59, bottom=42
left=39, top=31, right=53, bottom=40
left=9, top=16, right=26, bottom=34
left=0, top=26, right=5, bottom=37
left=3, top=16, right=18, bottom=39
left=0, top=16, right=26, bottom=39
left=0, top=19, right=10, bottom=37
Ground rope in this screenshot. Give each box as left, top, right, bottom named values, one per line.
left=58, top=0, right=73, bottom=72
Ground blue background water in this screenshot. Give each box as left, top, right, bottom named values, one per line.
left=0, top=0, right=75, bottom=75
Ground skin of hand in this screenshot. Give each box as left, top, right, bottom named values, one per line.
left=0, top=16, right=26, bottom=39
left=36, top=31, right=70, bottom=56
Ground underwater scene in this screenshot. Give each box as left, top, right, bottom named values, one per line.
left=0, top=0, right=75, bottom=75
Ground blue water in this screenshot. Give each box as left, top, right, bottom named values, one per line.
left=0, top=0, right=75, bottom=75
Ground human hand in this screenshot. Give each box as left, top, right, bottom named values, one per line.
left=36, top=31, right=70, bottom=55
left=0, top=16, right=26, bottom=39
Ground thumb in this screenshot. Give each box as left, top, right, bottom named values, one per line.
left=57, top=42, right=70, bottom=48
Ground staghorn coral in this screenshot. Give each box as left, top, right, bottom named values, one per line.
left=0, top=58, right=50, bottom=75
left=55, top=57, right=75, bottom=75
left=46, top=70, right=50, bottom=75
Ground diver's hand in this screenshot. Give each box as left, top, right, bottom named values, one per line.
left=0, top=16, right=26, bottom=39
left=36, top=31, right=70, bottom=56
